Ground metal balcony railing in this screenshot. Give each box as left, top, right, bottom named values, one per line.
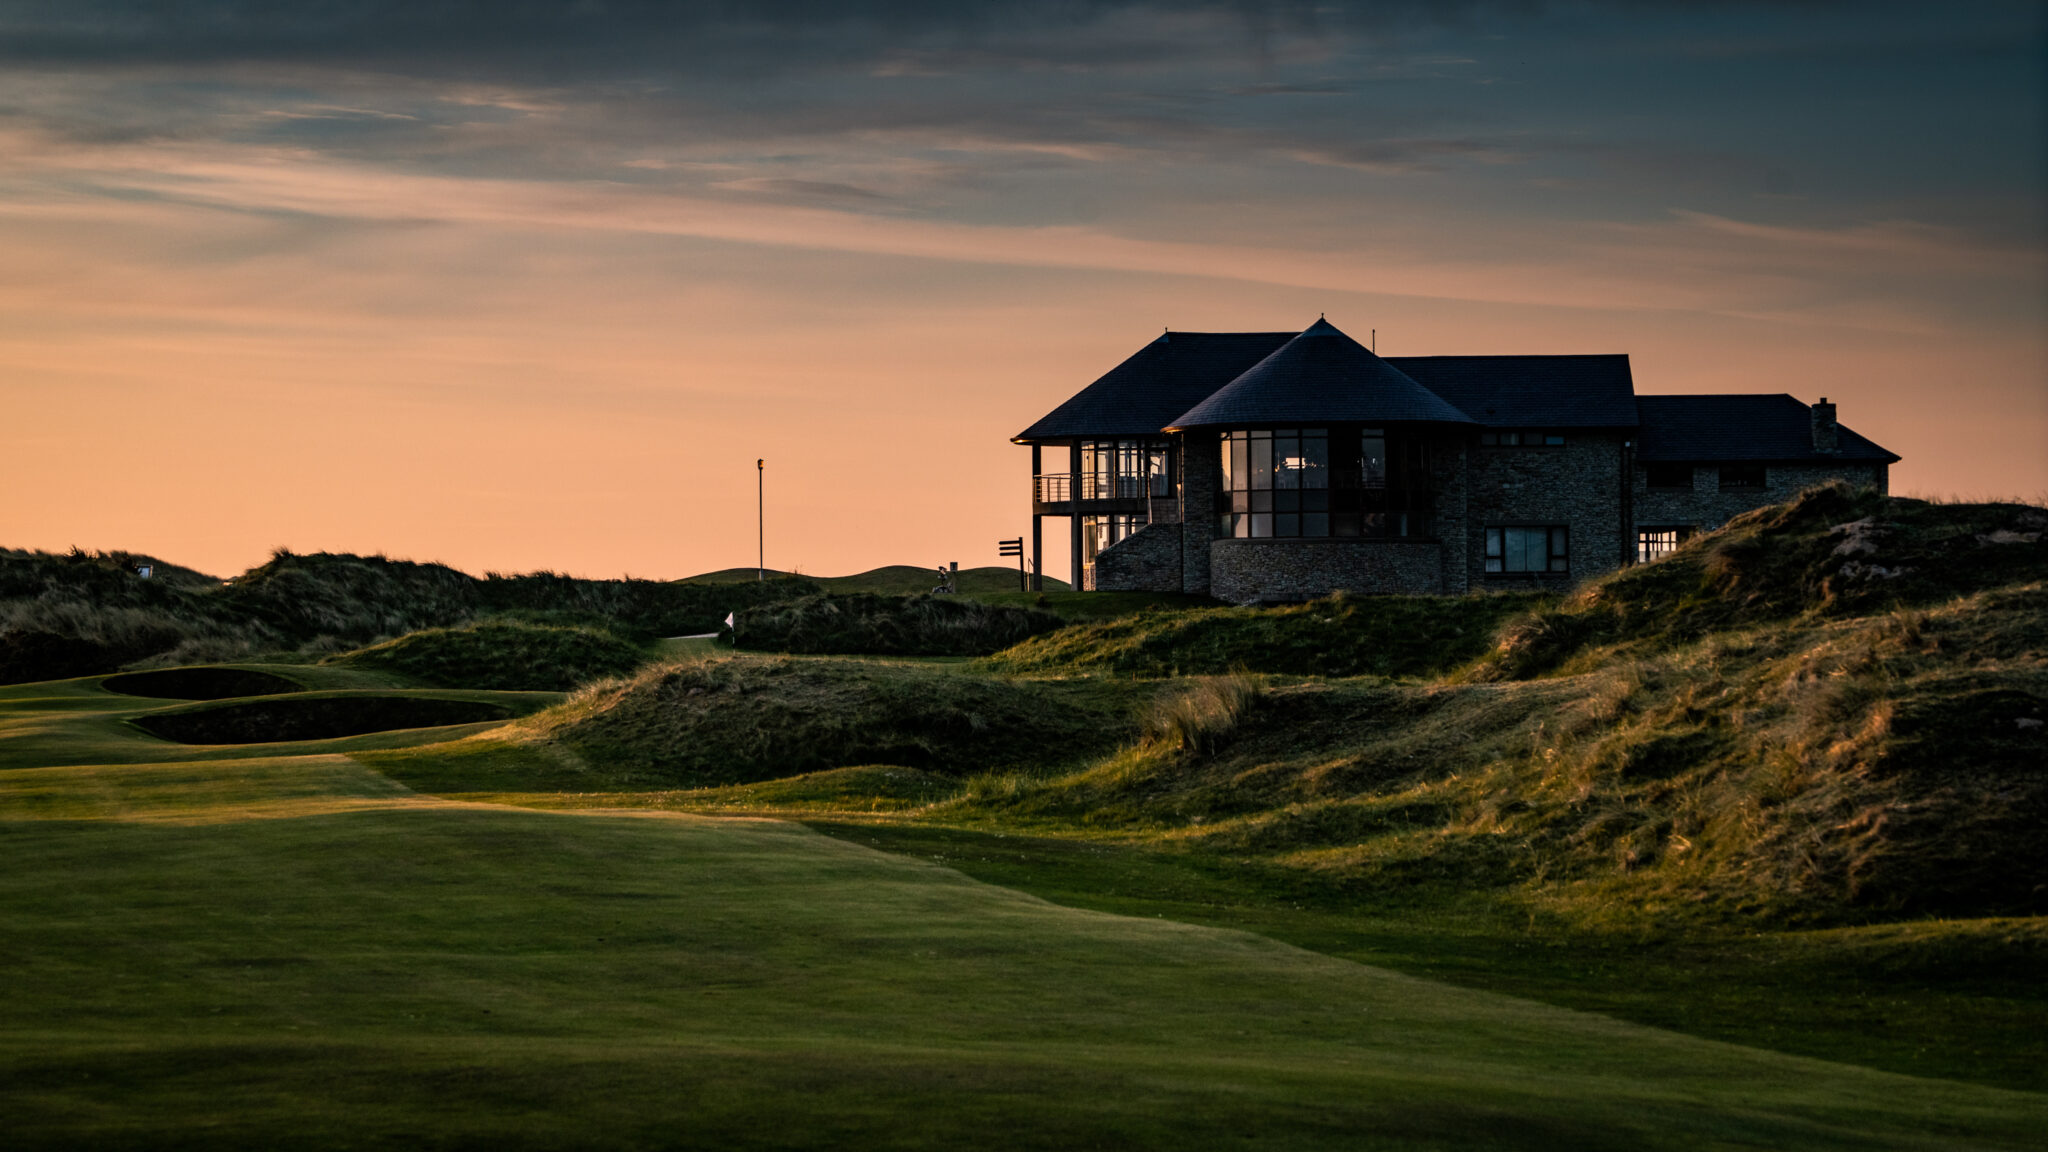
left=1033, top=474, right=1164, bottom=503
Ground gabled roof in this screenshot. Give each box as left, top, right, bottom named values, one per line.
left=1637, top=394, right=1899, bottom=463
left=1012, top=331, right=1294, bottom=442
left=1165, top=319, right=1475, bottom=431
left=1386, top=355, right=1639, bottom=429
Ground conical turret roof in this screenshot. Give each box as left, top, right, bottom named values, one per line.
left=1165, top=318, right=1476, bottom=430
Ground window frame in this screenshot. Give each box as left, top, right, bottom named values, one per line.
left=1479, top=430, right=1567, bottom=448
left=1644, top=463, right=1693, bottom=490
left=1080, top=513, right=1149, bottom=570
left=1217, top=427, right=1433, bottom=540
left=1484, top=525, right=1570, bottom=574
left=1635, top=525, right=1694, bottom=564
left=1080, top=438, right=1173, bottom=500
left=1718, top=463, right=1767, bottom=491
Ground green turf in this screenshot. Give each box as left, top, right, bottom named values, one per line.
left=797, top=821, right=2048, bottom=1094
left=5, top=675, right=2046, bottom=1147
left=2, top=763, right=2043, bottom=1149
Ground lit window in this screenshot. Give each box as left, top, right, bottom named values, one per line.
left=1485, top=526, right=1569, bottom=574
left=1636, top=526, right=1693, bottom=564
left=1081, top=514, right=1149, bottom=568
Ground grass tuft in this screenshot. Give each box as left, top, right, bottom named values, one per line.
left=1140, top=672, right=1261, bottom=755
left=987, top=592, right=1546, bottom=679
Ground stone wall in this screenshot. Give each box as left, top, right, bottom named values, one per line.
left=1462, top=432, right=1629, bottom=592
left=1094, top=521, right=1186, bottom=592
left=1634, top=462, right=1890, bottom=534
left=1429, top=437, right=1472, bottom=594
left=1208, top=538, right=1444, bottom=603
left=1178, top=430, right=1221, bottom=595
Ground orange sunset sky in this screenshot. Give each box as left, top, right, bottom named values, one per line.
left=3, top=2, right=2043, bottom=582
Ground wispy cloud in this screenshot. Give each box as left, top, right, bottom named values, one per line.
left=4, top=128, right=2031, bottom=336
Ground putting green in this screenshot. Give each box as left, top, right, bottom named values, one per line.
left=2, top=677, right=2043, bottom=1148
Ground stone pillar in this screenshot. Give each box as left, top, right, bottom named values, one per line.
left=1179, top=430, right=1219, bottom=595
left=1069, top=442, right=1084, bottom=591
left=1436, top=434, right=1471, bottom=594
left=1030, top=444, right=1043, bottom=591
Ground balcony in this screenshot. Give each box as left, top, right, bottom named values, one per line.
left=1033, top=473, right=1163, bottom=503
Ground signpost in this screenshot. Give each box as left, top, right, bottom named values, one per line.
left=998, top=537, right=1025, bottom=591
left=756, top=458, right=765, bottom=582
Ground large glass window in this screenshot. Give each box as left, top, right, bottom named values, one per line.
left=1219, top=428, right=1430, bottom=539
left=1144, top=443, right=1171, bottom=497
left=1081, top=514, right=1148, bottom=573
left=1485, top=526, right=1569, bottom=574
left=1078, top=439, right=1171, bottom=500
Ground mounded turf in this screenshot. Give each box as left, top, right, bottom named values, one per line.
left=2, top=673, right=2045, bottom=1147
left=324, top=619, right=652, bottom=691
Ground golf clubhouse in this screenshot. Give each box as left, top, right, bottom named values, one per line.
left=1014, top=319, right=1899, bottom=603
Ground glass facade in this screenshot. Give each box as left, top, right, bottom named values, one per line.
left=1218, top=428, right=1430, bottom=539
left=1078, top=439, right=1172, bottom=500
left=1079, top=513, right=1149, bottom=587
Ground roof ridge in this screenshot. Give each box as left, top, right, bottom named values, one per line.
left=1639, top=392, right=1801, bottom=400
left=1385, top=353, right=1630, bottom=360
left=1166, top=319, right=1476, bottom=430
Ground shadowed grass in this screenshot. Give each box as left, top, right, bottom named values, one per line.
left=986, top=592, right=1547, bottom=679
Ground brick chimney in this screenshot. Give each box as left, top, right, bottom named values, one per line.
left=1811, top=397, right=1839, bottom=455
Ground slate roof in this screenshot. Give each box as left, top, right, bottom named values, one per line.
left=1637, top=394, right=1899, bottom=463
left=1012, top=331, right=1293, bottom=442
left=1165, top=319, right=1476, bottom=431
left=1387, top=354, right=1638, bottom=429
left=1017, top=327, right=1901, bottom=470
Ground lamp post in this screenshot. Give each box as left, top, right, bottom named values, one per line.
left=756, top=458, right=765, bottom=581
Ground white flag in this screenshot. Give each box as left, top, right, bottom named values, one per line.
left=724, top=612, right=735, bottom=629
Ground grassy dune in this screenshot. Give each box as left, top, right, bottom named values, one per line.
left=325, top=619, right=651, bottom=691
left=364, top=656, right=1148, bottom=792
left=731, top=592, right=1065, bottom=656
left=3, top=684, right=2045, bottom=1147
left=685, top=563, right=1066, bottom=596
